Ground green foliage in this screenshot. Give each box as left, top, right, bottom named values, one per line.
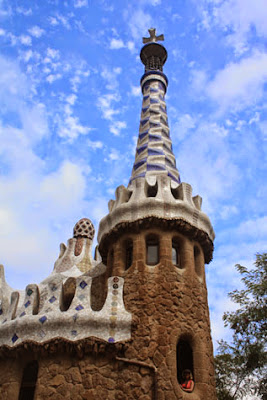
left=215, top=253, right=267, bottom=400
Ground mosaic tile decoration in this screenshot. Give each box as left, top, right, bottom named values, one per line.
left=16, top=284, right=39, bottom=320
left=130, top=78, right=180, bottom=185
left=0, top=269, right=132, bottom=347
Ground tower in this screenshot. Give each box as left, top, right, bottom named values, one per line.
left=0, top=30, right=216, bottom=400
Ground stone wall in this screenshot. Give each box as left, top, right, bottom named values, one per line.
left=106, top=227, right=217, bottom=400
left=0, top=348, right=154, bottom=400
left=0, top=226, right=217, bottom=400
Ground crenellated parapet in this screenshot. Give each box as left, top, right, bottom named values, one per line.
left=98, top=176, right=215, bottom=263
left=0, top=219, right=132, bottom=349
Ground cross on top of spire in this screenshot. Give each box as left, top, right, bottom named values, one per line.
left=142, top=28, right=164, bottom=44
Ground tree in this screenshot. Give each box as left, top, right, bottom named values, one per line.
left=215, top=253, right=267, bottom=400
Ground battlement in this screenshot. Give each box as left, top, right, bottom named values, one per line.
left=98, top=176, right=215, bottom=249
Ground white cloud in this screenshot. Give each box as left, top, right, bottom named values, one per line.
left=110, top=38, right=124, bottom=49
left=175, top=121, right=238, bottom=217
left=97, top=93, right=120, bottom=121
left=101, top=66, right=122, bottom=90
left=207, top=51, right=267, bottom=112
left=28, top=25, right=45, bottom=38
left=46, top=47, right=60, bottom=60
left=49, top=16, right=59, bottom=26
left=40, top=161, right=87, bottom=211
left=74, top=0, right=88, bottom=7
left=16, top=7, right=32, bottom=16
left=48, top=14, right=71, bottom=30
left=127, top=41, right=135, bottom=52
left=19, top=35, right=32, bottom=46
left=87, top=139, right=103, bottom=150
left=190, top=69, right=208, bottom=93
left=109, top=120, right=127, bottom=136
left=0, top=28, right=5, bottom=36
left=105, top=148, right=120, bottom=161
left=127, top=9, right=152, bottom=39
left=131, top=85, right=141, bottom=97
left=172, top=114, right=196, bottom=141
left=46, top=73, right=62, bottom=83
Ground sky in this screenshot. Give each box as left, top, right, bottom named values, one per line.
left=0, top=0, right=266, bottom=353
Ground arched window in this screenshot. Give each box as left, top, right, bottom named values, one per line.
left=194, top=246, right=202, bottom=276
left=146, top=235, right=159, bottom=266
left=172, top=239, right=181, bottom=268
left=19, top=360, right=39, bottom=400
left=177, top=339, right=194, bottom=385
left=125, top=239, right=133, bottom=270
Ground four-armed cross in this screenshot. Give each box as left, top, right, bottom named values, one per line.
left=142, top=28, right=164, bottom=44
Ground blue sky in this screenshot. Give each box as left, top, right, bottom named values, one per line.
left=0, top=0, right=266, bottom=351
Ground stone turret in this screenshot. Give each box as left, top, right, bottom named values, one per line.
left=0, top=29, right=217, bottom=400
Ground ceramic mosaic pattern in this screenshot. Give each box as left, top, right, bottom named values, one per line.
left=0, top=271, right=131, bottom=347
left=130, top=79, right=180, bottom=184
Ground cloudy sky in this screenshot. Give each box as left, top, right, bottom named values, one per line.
left=0, top=0, right=266, bottom=351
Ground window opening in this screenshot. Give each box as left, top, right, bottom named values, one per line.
left=194, top=246, right=202, bottom=276
left=19, top=361, right=39, bottom=400
left=146, top=235, right=159, bottom=265
left=108, top=249, right=114, bottom=277
left=177, top=340, right=194, bottom=385
left=125, top=240, right=133, bottom=270
left=172, top=240, right=181, bottom=268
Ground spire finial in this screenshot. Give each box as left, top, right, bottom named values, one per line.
left=142, top=28, right=164, bottom=44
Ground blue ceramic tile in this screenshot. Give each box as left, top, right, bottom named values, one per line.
left=39, top=316, right=47, bottom=324
left=168, top=171, right=181, bottom=183
left=139, top=130, right=149, bottom=140
left=148, top=148, right=164, bottom=156
left=134, top=159, right=146, bottom=171
left=140, top=118, right=149, bottom=126
left=71, top=330, right=77, bottom=336
left=73, top=313, right=78, bottom=321
left=75, top=304, right=84, bottom=311
left=12, top=333, right=19, bottom=343
left=27, top=288, right=33, bottom=296
left=150, top=122, right=160, bottom=128
left=142, top=107, right=149, bottom=114
left=147, top=164, right=166, bottom=171
left=51, top=285, right=57, bottom=291
left=49, top=296, right=56, bottom=303
left=108, top=337, right=115, bottom=343
left=20, top=311, right=26, bottom=318
left=137, top=144, right=147, bottom=154
left=79, top=280, right=87, bottom=289
left=24, top=300, right=31, bottom=308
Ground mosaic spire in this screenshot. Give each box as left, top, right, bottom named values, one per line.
left=129, top=29, right=180, bottom=185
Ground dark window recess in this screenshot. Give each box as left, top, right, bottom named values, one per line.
left=146, top=182, right=158, bottom=197
left=19, top=361, right=39, bottom=400
left=194, top=246, right=202, bottom=276
left=172, top=242, right=181, bottom=268
left=146, top=236, right=159, bottom=265
left=107, top=249, right=114, bottom=277
left=177, top=340, right=194, bottom=384
left=125, top=241, right=133, bottom=270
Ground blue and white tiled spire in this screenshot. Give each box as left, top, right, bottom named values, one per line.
left=129, top=29, right=180, bottom=185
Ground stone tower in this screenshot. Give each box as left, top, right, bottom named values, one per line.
left=0, top=29, right=216, bottom=400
